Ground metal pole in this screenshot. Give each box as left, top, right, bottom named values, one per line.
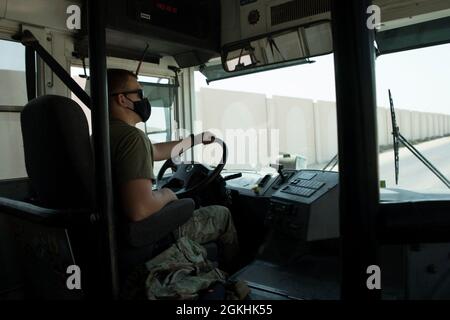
left=87, top=0, right=120, bottom=298
left=20, top=30, right=92, bottom=108
left=331, top=0, right=381, bottom=299
left=24, top=46, right=36, bottom=101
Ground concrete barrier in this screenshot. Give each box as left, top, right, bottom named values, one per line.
left=314, top=100, right=338, bottom=164
left=0, top=113, right=27, bottom=179
left=196, top=88, right=270, bottom=170
left=271, top=96, right=317, bottom=164
left=411, top=111, right=422, bottom=141
left=195, top=88, right=450, bottom=167
left=2, top=84, right=450, bottom=180
left=444, top=116, right=450, bottom=135
left=398, top=109, right=412, bottom=140
left=0, top=70, right=27, bottom=180
left=0, top=70, right=27, bottom=107
left=377, top=107, right=390, bottom=146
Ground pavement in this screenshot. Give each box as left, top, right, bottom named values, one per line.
left=379, top=136, right=450, bottom=191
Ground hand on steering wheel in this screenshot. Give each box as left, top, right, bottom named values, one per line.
left=156, top=132, right=227, bottom=197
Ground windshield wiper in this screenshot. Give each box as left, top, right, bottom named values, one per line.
left=322, top=154, right=338, bottom=171
left=389, top=89, right=450, bottom=189
left=389, top=90, right=400, bottom=185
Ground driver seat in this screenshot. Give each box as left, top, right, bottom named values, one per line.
left=18, top=95, right=198, bottom=296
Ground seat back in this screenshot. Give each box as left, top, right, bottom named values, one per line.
left=21, top=95, right=94, bottom=208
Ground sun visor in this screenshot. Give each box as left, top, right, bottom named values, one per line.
left=140, top=82, right=178, bottom=108
left=199, top=57, right=314, bottom=84
left=376, top=16, right=450, bottom=55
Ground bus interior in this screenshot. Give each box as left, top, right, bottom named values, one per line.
left=1, top=0, right=450, bottom=300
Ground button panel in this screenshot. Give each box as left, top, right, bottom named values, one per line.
left=297, top=172, right=317, bottom=180
left=282, top=185, right=316, bottom=197
left=281, top=174, right=325, bottom=198
left=291, top=179, right=325, bottom=190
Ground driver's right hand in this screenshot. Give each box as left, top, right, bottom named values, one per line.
left=163, top=187, right=178, bottom=202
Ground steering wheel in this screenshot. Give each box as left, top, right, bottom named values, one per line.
left=156, top=136, right=227, bottom=197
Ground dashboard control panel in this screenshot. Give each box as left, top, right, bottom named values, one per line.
left=266, top=170, right=339, bottom=243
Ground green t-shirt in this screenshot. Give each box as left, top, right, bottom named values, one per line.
left=109, top=118, right=155, bottom=187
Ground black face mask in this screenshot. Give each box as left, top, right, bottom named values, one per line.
left=126, top=97, right=152, bottom=122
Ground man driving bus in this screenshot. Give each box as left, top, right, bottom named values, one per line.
left=107, top=68, right=239, bottom=272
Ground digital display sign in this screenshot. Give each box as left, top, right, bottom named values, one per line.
left=155, top=1, right=178, bottom=14
left=126, top=0, right=213, bottom=38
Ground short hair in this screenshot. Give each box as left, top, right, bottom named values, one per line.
left=107, top=68, right=137, bottom=96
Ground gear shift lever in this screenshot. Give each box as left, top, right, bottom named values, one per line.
left=270, top=163, right=286, bottom=183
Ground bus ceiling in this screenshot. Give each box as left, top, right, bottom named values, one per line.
left=0, top=0, right=221, bottom=68
left=216, top=0, right=450, bottom=80
left=1, top=0, right=450, bottom=71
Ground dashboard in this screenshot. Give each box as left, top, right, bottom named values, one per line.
left=225, top=169, right=450, bottom=300
left=224, top=168, right=450, bottom=245
left=224, top=169, right=340, bottom=243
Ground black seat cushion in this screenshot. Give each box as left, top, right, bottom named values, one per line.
left=21, top=95, right=94, bottom=209
left=125, top=198, right=195, bottom=247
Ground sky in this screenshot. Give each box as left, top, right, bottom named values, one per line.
left=0, top=40, right=26, bottom=71
left=2, top=39, right=450, bottom=115
left=195, top=43, right=450, bottom=115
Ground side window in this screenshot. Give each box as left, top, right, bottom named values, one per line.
left=0, top=40, right=27, bottom=107
left=70, top=67, right=176, bottom=175
left=139, top=77, right=176, bottom=144
left=139, top=76, right=177, bottom=174
left=70, top=66, right=92, bottom=133
left=0, top=40, right=27, bottom=180
left=375, top=44, right=450, bottom=192
left=69, top=68, right=176, bottom=144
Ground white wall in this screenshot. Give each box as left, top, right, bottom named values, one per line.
left=411, top=111, right=422, bottom=141
left=398, top=109, right=412, bottom=140
left=195, top=88, right=450, bottom=167
left=0, top=70, right=27, bottom=106
left=2, top=83, right=450, bottom=179
left=0, top=113, right=27, bottom=179
left=196, top=88, right=269, bottom=170
left=270, top=96, right=316, bottom=164
left=0, top=70, right=27, bottom=179
left=377, top=107, right=390, bottom=146
left=314, top=100, right=338, bottom=164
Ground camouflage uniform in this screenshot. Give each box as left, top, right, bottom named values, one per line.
left=144, top=237, right=226, bottom=300
left=120, top=207, right=242, bottom=300
left=142, top=236, right=248, bottom=300
left=173, top=205, right=240, bottom=272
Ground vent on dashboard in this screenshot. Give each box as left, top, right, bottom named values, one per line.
left=271, top=0, right=331, bottom=26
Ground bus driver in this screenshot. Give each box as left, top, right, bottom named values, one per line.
left=107, top=68, right=239, bottom=272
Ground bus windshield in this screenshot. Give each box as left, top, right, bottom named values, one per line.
left=193, top=44, right=450, bottom=193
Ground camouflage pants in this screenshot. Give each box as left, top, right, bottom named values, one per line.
left=173, top=205, right=239, bottom=271
left=121, top=206, right=240, bottom=299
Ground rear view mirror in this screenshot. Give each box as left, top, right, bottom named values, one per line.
left=222, top=20, right=332, bottom=72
